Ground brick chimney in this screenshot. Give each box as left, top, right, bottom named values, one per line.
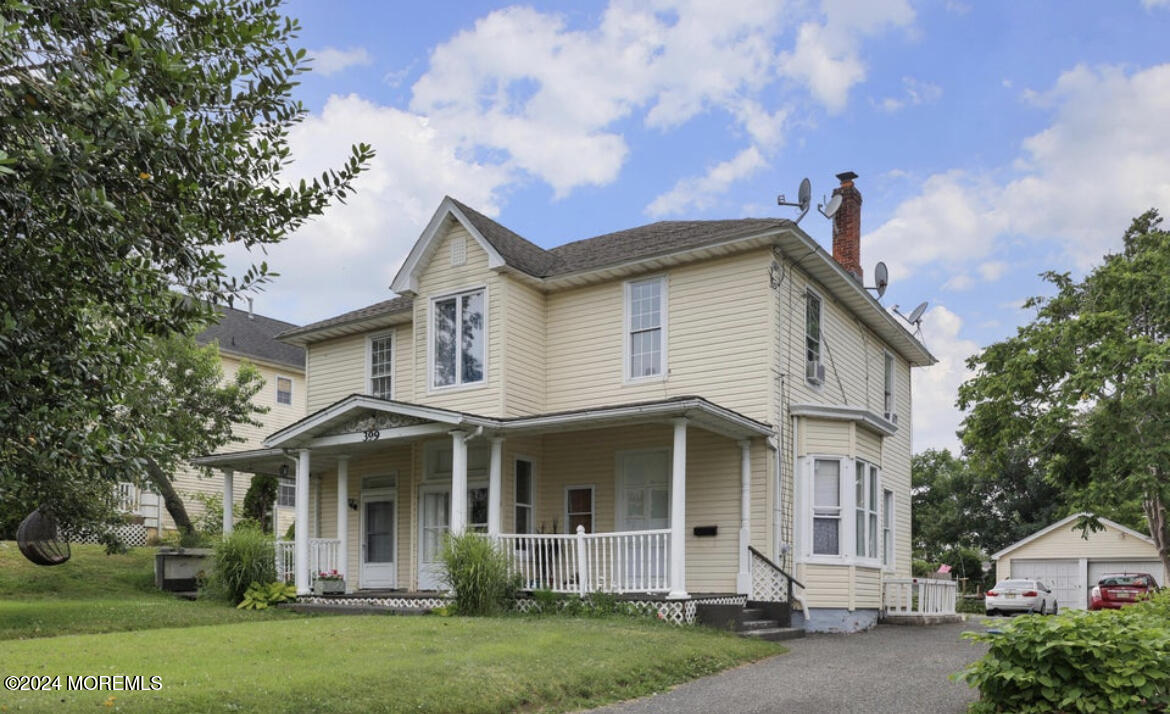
left=831, top=171, right=863, bottom=281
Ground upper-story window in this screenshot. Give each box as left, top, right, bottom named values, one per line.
left=806, top=290, right=822, bottom=365
left=883, top=352, right=895, bottom=420
left=432, top=289, right=485, bottom=389
left=275, top=376, right=293, bottom=405
left=626, top=276, right=667, bottom=381
left=369, top=333, right=394, bottom=399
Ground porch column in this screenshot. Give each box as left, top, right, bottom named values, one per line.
left=336, top=455, right=349, bottom=582
left=221, top=468, right=234, bottom=535
left=488, top=437, right=503, bottom=536
left=450, top=430, right=468, bottom=533
left=669, top=418, right=689, bottom=599
left=737, top=440, right=752, bottom=594
left=295, top=449, right=311, bottom=595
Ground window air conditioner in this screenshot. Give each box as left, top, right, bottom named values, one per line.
left=806, top=361, right=825, bottom=384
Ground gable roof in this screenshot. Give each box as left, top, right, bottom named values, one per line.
left=991, top=512, right=1155, bottom=560
left=277, top=296, right=413, bottom=345
left=197, top=303, right=304, bottom=369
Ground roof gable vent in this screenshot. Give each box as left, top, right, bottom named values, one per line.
left=450, top=235, right=467, bottom=266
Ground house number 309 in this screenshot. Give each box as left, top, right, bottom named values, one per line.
left=362, top=428, right=381, bottom=442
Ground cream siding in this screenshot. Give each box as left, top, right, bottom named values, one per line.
left=995, top=521, right=1167, bottom=585
left=500, top=279, right=547, bottom=417
left=306, top=334, right=366, bottom=412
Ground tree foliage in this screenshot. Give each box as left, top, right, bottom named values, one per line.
left=0, top=0, right=372, bottom=538
left=958, top=211, right=1170, bottom=576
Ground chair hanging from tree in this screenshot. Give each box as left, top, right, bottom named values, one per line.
left=16, top=507, right=71, bottom=566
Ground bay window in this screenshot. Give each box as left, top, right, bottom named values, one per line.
left=804, top=456, right=883, bottom=565
left=855, top=462, right=879, bottom=559
left=883, top=488, right=894, bottom=568
left=812, top=459, right=841, bottom=555
left=432, top=289, right=485, bottom=388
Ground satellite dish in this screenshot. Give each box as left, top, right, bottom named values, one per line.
left=907, top=301, right=928, bottom=325
left=818, top=194, right=842, bottom=219
left=776, top=177, right=813, bottom=224
left=868, top=261, right=889, bottom=299
left=797, top=178, right=811, bottom=214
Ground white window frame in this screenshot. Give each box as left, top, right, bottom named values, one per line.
left=623, top=275, right=668, bottom=384
left=882, top=488, right=895, bottom=571
left=513, top=457, right=535, bottom=535
left=854, top=461, right=880, bottom=562
left=883, top=351, right=896, bottom=421
left=799, top=455, right=883, bottom=567
left=428, top=286, right=488, bottom=392
left=564, top=484, right=596, bottom=534
left=274, top=374, right=293, bottom=406
left=805, top=288, right=823, bottom=367
left=366, top=330, right=395, bottom=400
left=277, top=477, right=295, bottom=508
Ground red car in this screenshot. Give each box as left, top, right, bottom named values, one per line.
left=1089, top=573, right=1160, bottom=610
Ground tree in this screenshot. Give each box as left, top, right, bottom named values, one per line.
left=243, top=474, right=278, bottom=533
left=121, top=333, right=266, bottom=542
left=958, top=211, right=1170, bottom=576
left=0, top=0, right=373, bottom=538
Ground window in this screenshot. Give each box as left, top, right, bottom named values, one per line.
left=626, top=277, right=666, bottom=380
left=806, top=291, right=822, bottom=366
left=566, top=487, right=594, bottom=534
left=812, top=459, right=841, bottom=555
left=277, top=477, right=295, bottom=507
left=883, top=352, right=895, bottom=419
left=883, top=488, right=894, bottom=568
left=276, top=376, right=293, bottom=405
left=369, top=333, right=394, bottom=399
left=855, top=462, right=879, bottom=559
left=514, top=460, right=533, bottom=534
left=432, top=289, right=485, bottom=388
left=468, top=485, right=488, bottom=533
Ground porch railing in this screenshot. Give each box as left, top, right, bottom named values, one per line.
left=275, top=538, right=340, bottom=583
left=495, top=527, right=671, bottom=594
left=883, top=577, right=958, bottom=616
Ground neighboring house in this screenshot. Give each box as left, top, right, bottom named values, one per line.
left=120, top=303, right=307, bottom=537
left=196, top=172, right=937, bottom=632
left=992, top=512, right=1168, bottom=612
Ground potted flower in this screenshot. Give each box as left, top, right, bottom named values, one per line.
left=313, top=569, right=345, bottom=595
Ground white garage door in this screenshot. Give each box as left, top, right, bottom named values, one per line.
left=1088, top=560, right=1163, bottom=588
left=1011, top=559, right=1084, bottom=611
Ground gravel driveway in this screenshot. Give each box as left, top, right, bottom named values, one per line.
left=591, top=620, right=989, bottom=714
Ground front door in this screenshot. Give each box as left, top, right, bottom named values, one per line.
left=618, top=450, right=671, bottom=585
left=360, top=491, right=397, bottom=589
left=418, top=486, right=450, bottom=590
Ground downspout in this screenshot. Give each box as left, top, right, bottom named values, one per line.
left=790, top=414, right=813, bottom=629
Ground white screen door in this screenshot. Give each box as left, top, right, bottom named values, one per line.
left=360, top=492, right=396, bottom=588
left=418, top=486, right=450, bottom=590
left=618, top=450, right=670, bottom=585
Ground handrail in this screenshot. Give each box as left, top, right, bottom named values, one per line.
left=748, top=545, right=804, bottom=590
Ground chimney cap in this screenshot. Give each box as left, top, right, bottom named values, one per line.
left=836, top=171, right=859, bottom=183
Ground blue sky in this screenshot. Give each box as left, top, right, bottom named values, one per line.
left=225, top=0, right=1170, bottom=453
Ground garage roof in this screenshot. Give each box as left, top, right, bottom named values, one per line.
left=991, top=512, right=1154, bottom=560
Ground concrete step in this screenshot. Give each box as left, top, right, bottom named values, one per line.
left=737, top=619, right=780, bottom=631
left=739, top=607, right=767, bottom=620
left=740, top=626, right=806, bottom=642
left=282, top=602, right=431, bottom=616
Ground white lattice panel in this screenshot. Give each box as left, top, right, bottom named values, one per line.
left=750, top=551, right=790, bottom=602
left=70, top=524, right=148, bottom=547
left=298, top=595, right=450, bottom=610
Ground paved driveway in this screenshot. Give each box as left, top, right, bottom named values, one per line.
left=591, top=621, right=989, bottom=714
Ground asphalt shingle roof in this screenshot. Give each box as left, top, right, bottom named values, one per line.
left=197, top=304, right=305, bottom=369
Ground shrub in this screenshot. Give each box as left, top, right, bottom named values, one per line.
left=187, top=491, right=224, bottom=537
left=956, top=596, right=985, bottom=615
left=237, top=581, right=297, bottom=610
left=531, top=588, right=559, bottom=614
left=206, top=525, right=276, bottom=603
left=958, top=591, right=1170, bottom=713
left=439, top=531, right=519, bottom=615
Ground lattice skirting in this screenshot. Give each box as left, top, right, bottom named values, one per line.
left=513, top=594, right=748, bottom=625
left=298, top=595, right=451, bottom=610
left=70, top=523, right=149, bottom=547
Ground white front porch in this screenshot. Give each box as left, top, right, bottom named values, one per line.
left=197, top=395, right=789, bottom=601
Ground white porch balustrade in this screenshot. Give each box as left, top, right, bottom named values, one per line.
left=883, top=577, right=958, bottom=616
left=495, top=527, right=671, bottom=595
left=276, top=538, right=340, bottom=584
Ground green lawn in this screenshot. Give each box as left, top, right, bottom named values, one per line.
left=0, top=541, right=784, bottom=711
left=0, top=541, right=293, bottom=639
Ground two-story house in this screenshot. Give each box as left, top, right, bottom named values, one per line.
left=196, top=172, right=935, bottom=632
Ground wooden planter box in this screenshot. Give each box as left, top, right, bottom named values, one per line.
left=313, top=579, right=345, bottom=595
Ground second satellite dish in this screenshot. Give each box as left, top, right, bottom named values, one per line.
left=907, top=301, right=928, bottom=325
left=818, top=193, right=842, bottom=219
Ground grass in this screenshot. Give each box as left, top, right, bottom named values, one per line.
left=0, top=541, right=785, bottom=712
left=0, top=616, right=782, bottom=712
left=0, top=541, right=293, bottom=640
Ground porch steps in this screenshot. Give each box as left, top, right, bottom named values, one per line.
left=694, top=602, right=806, bottom=642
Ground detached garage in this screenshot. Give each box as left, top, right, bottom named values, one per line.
left=992, top=512, right=1167, bottom=612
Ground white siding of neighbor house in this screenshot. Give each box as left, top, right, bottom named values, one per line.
left=995, top=521, right=1167, bottom=585
left=165, top=353, right=305, bottom=532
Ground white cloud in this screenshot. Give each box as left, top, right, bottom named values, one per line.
left=310, top=46, right=373, bottom=76
left=780, top=0, right=915, bottom=113
left=942, top=273, right=974, bottom=291
left=1142, top=0, right=1169, bottom=8
left=646, top=147, right=767, bottom=217
left=866, top=63, right=1170, bottom=279
left=977, top=261, right=1006, bottom=281
left=912, top=306, right=980, bottom=453
left=877, top=76, right=942, bottom=113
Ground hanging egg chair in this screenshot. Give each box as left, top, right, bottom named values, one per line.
left=16, top=508, right=71, bottom=566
